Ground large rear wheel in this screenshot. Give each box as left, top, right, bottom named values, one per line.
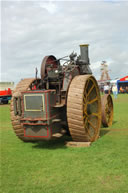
left=67, top=75, right=101, bottom=142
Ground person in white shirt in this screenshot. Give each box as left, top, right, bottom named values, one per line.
left=104, top=83, right=110, bottom=94
left=112, top=84, right=118, bottom=99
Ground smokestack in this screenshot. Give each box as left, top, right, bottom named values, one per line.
left=79, top=44, right=89, bottom=64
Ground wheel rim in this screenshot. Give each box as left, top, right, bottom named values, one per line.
left=83, top=76, right=101, bottom=141
left=101, top=94, right=113, bottom=127
left=67, top=75, right=101, bottom=142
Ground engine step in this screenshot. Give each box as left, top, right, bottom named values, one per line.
left=65, top=141, right=91, bottom=147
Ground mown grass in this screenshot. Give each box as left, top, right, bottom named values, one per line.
left=0, top=94, right=128, bottom=193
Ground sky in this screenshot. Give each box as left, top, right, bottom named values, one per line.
left=1, top=0, right=128, bottom=84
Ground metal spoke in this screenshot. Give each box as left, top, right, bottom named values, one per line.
left=84, top=119, right=91, bottom=139
left=88, top=97, right=98, bottom=104
left=83, top=114, right=87, bottom=120
left=88, top=120, right=96, bottom=130
left=85, top=79, right=90, bottom=91
left=83, top=95, right=87, bottom=104
left=83, top=109, right=88, bottom=117
left=89, top=112, right=100, bottom=117
left=87, top=84, right=95, bottom=97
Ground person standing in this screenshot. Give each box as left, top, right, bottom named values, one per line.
left=112, top=84, right=118, bottom=99
left=104, top=83, right=110, bottom=94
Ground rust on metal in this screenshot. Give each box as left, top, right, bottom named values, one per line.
left=101, top=94, right=113, bottom=127
left=67, top=75, right=101, bottom=142
left=40, top=55, right=58, bottom=80
left=10, top=78, right=41, bottom=142
left=10, top=44, right=113, bottom=143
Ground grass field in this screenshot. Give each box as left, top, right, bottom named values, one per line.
left=0, top=94, right=128, bottom=193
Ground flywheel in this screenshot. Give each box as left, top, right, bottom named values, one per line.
left=101, top=94, right=113, bottom=127
left=67, top=75, right=101, bottom=142
left=10, top=78, right=40, bottom=142
left=40, top=55, right=59, bottom=80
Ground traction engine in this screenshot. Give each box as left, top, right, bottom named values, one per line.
left=10, top=44, right=113, bottom=142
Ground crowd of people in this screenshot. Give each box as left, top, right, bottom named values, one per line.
left=119, top=86, right=128, bottom=93
left=100, top=82, right=128, bottom=99
left=101, top=83, right=128, bottom=99
left=103, top=83, right=117, bottom=99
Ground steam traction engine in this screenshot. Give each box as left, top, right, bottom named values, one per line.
left=10, top=44, right=113, bottom=142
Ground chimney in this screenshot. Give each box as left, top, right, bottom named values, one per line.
left=79, top=44, right=89, bottom=64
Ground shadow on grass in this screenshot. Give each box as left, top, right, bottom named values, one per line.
left=100, top=121, right=117, bottom=137
left=32, top=135, right=72, bottom=149
left=32, top=127, right=113, bottom=149
left=100, top=129, right=110, bottom=137
left=112, top=121, right=117, bottom=125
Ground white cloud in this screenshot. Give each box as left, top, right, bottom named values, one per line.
left=1, top=0, right=128, bottom=83
left=38, top=1, right=58, bottom=14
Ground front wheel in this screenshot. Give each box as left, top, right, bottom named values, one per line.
left=67, top=75, right=101, bottom=142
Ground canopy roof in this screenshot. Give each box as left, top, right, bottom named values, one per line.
left=119, top=76, right=128, bottom=81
